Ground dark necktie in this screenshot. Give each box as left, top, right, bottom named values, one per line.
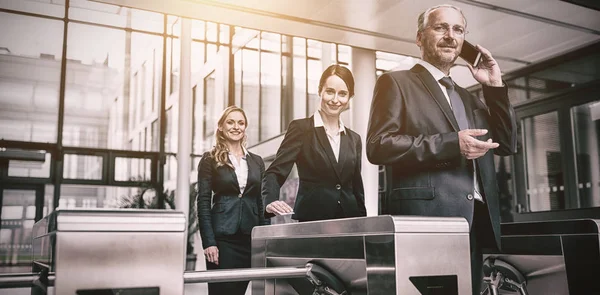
left=439, top=77, right=469, bottom=130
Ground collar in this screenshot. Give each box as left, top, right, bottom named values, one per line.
left=418, top=59, right=449, bottom=82
left=313, top=110, right=346, bottom=134
left=228, top=146, right=249, bottom=159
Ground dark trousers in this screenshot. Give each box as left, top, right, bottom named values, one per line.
left=470, top=200, right=497, bottom=295
left=206, top=233, right=251, bottom=295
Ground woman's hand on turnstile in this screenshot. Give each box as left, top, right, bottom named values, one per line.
left=266, top=201, right=294, bottom=216
left=204, top=246, right=219, bottom=265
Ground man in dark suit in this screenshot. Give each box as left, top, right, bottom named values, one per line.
left=366, top=4, right=517, bottom=294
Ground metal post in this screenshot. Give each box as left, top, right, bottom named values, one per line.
left=176, top=17, right=192, bottom=266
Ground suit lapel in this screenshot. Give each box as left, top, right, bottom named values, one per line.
left=242, top=153, right=256, bottom=195
left=413, top=64, right=460, bottom=131
left=315, top=126, right=342, bottom=181
left=226, top=156, right=241, bottom=193
left=338, top=132, right=352, bottom=179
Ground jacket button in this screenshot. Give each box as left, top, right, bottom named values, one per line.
left=466, top=194, right=474, bottom=200
left=335, top=184, right=341, bottom=190
left=238, top=193, right=242, bottom=198
left=337, top=200, right=341, bottom=204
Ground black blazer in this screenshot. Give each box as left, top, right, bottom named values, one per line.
left=197, top=151, right=268, bottom=249
left=262, top=117, right=366, bottom=221
left=366, top=64, right=517, bottom=249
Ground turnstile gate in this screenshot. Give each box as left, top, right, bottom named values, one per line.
left=0, top=210, right=474, bottom=294
left=251, top=215, right=473, bottom=294
left=481, top=218, right=600, bottom=295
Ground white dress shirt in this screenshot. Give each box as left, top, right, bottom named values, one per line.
left=313, top=110, right=346, bottom=162
left=228, top=147, right=249, bottom=194
left=418, top=60, right=483, bottom=202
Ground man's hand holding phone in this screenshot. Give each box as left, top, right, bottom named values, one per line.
left=461, top=42, right=503, bottom=87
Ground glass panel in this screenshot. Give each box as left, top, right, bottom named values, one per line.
left=8, top=152, right=51, bottom=178
left=64, top=24, right=163, bottom=151
left=261, top=32, right=280, bottom=52
left=191, top=19, right=205, bottom=40
left=219, top=24, right=230, bottom=44
left=0, top=0, right=65, bottom=17
left=167, top=15, right=180, bottom=36
left=260, top=51, right=281, bottom=140
left=0, top=13, right=62, bottom=143
left=167, top=37, right=180, bottom=95
left=571, top=101, right=600, bottom=208
left=114, top=157, right=152, bottom=182
left=523, top=112, right=564, bottom=212
left=232, top=27, right=258, bottom=50
left=192, top=86, right=203, bottom=155
left=69, top=1, right=163, bottom=33
left=191, top=41, right=205, bottom=73
left=375, top=51, right=418, bottom=72
left=307, top=59, right=322, bottom=115
left=293, top=37, right=307, bottom=119
left=165, top=154, right=177, bottom=184
left=338, top=45, right=350, bottom=64
left=234, top=50, right=242, bottom=107
left=307, top=39, right=322, bottom=59
left=0, top=189, right=36, bottom=269
left=63, top=154, right=103, bottom=180
left=206, top=22, right=218, bottom=42
left=203, top=72, right=216, bottom=151
left=44, top=184, right=55, bottom=217
left=242, top=49, right=259, bottom=146
left=165, top=107, right=177, bottom=153
left=59, top=184, right=149, bottom=209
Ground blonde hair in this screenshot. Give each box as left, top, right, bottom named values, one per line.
left=210, top=105, right=248, bottom=168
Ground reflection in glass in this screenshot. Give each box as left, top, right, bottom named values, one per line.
left=0, top=13, right=63, bottom=143
left=69, top=0, right=163, bottom=33
left=203, top=72, right=216, bottom=151
left=0, top=0, right=64, bottom=17
left=242, top=49, right=259, bottom=146
left=571, top=101, right=600, bottom=208
left=114, top=157, right=152, bottom=182
left=0, top=189, right=36, bottom=267
left=64, top=23, right=163, bottom=151
left=293, top=37, right=307, bottom=119
left=63, top=154, right=103, bottom=180
left=523, top=112, right=564, bottom=211
left=59, top=184, right=147, bottom=209
left=260, top=50, right=281, bottom=140
left=8, top=152, right=51, bottom=178
left=307, top=59, right=322, bottom=115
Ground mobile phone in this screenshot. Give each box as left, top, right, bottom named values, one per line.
left=459, top=40, right=482, bottom=67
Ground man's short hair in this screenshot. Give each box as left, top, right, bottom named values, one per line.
left=417, top=4, right=467, bottom=32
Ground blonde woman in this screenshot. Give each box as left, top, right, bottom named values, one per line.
left=197, top=105, right=267, bottom=295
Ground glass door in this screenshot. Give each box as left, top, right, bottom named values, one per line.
left=0, top=184, right=44, bottom=273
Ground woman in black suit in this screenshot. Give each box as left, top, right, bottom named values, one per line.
left=197, top=105, right=268, bottom=295
left=262, top=64, right=367, bottom=221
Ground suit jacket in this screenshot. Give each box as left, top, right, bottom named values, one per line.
left=366, top=64, right=517, bottom=249
left=262, top=117, right=367, bottom=221
left=197, top=151, right=268, bottom=249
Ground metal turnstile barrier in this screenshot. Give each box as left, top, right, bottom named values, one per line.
left=0, top=210, right=474, bottom=294
left=481, top=218, right=600, bottom=295
left=251, top=215, right=473, bottom=295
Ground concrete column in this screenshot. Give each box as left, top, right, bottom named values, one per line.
left=176, top=18, right=192, bottom=260
left=350, top=47, right=379, bottom=216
